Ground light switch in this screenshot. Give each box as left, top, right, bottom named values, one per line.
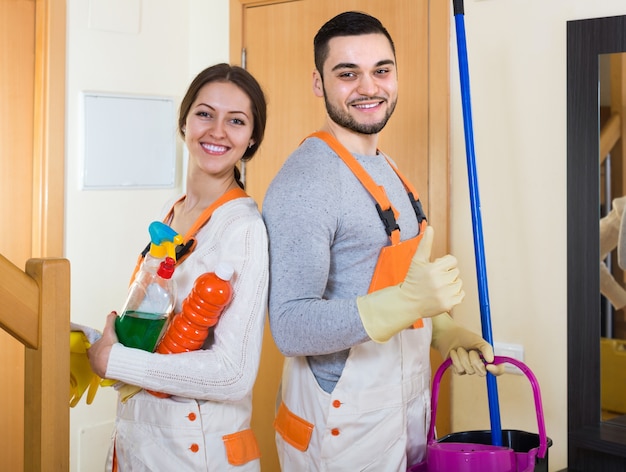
left=493, top=342, right=525, bottom=375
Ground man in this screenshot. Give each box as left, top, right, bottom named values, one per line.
left=262, top=11, right=503, bottom=471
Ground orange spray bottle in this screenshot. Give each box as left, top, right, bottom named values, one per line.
left=148, top=262, right=234, bottom=398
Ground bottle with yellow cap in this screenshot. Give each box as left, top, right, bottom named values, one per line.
left=138, top=221, right=184, bottom=279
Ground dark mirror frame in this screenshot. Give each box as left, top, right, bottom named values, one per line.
left=567, top=14, right=626, bottom=471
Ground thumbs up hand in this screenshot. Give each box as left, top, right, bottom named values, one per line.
left=403, top=226, right=465, bottom=317
left=357, top=226, right=465, bottom=342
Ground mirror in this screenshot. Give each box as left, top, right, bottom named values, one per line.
left=567, top=14, right=626, bottom=470
left=599, top=52, right=626, bottom=424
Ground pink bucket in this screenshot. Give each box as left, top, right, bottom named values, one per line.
left=408, top=356, right=552, bottom=472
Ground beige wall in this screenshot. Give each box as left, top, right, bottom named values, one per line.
left=65, top=1, right=626, bottom=471
left=449, top=3, right=625, bottom=471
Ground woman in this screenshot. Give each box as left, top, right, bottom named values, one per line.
left=88, top=63, right=268, bottom=471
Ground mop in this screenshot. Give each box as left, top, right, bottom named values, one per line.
left=452, top=0, right=502, bottom=446
left=408, top=5, right=553, bottom=469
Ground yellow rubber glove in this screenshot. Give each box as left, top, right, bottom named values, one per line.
left=117, top=384, right=143, bottom=403
left=356, top=226, right=465, bottom=342
left=70, top=331, right=101, bottom=407
left=430, top=313, right=505, bottom=376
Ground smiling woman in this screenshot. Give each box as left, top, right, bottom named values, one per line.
left=84, top=63, right=271, bottom=472
left=183, top=82, right=256, bottom=186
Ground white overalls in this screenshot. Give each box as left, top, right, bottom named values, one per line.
left=106, top=390, right=259, bottom=471
left=274, top=132, right=433, bottom=471
left=276, top=326, right=432, bottom=471
left=106, top=188, right=262, bottom=471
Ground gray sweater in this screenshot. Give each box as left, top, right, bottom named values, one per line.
left=262, top=136, right=421, bottom=392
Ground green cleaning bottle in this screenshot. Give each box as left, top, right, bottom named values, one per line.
left=115, top=256, right=177, bottom=351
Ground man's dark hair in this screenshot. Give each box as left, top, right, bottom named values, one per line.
left=313, top=11, right=396, bottom=78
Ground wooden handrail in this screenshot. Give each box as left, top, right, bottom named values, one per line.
left=0, top=254, right=40, bottom=348
left=600, top=112, right=622, bottom=164
left=0, top=255, right=70, bottom=471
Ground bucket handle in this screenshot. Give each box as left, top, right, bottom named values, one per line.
left=427, top=356, right=548, bottom=459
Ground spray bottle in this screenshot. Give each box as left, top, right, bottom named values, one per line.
left=115, top=222, right=182, bottom=352
left=147, top=262, right=234, bottom=398
left=137, top=221, right=184, bottom=279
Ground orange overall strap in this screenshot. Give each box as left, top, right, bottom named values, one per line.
left=129, top=187, right=249, bottom=283
left=380, top=151, right=418, bottom=196
left=309, top=131, right=396, bottom=211
left=175, top=187, right=248, bottom=242
left=308, top=131, right=402, bottom=245
left=308, top=131, right=426, bottom=329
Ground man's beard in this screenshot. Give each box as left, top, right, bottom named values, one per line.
left=324, top=94, right=397, bottom=135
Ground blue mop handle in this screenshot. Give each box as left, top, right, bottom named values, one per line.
left=453, top=0, right=502, bottom=446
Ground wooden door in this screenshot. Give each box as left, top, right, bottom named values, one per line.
left=0, top=0, right=65, bottom=468
left=230, top=1, right=450, bottom=470
left=1, top=2, right=36, bottom=468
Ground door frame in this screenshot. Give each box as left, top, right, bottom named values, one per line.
left=33, top=0, right=66, bottom=257
left=230, top=0, right=450, bottom=255
left=0, top=0, right=66, bottom=468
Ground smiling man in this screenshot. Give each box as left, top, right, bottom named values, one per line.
left=262, top=11, right=502, bottom=471
left=315, top=35, right=397, bottom=142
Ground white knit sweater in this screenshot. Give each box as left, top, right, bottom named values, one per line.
left=105, top=196, right=269, bottom=401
